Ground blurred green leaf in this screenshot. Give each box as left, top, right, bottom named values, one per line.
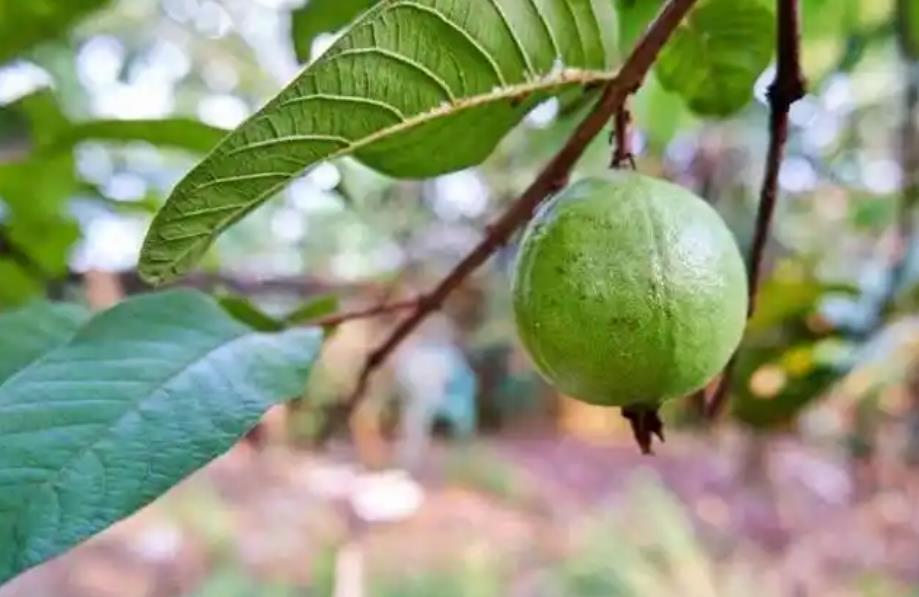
left=3, top=91, right=227, bottom=156
left=900, top=0, right=919, bottom=58
left=0, top=301, right=88, bottom=381
left=0, top=260, right=42, bottom=306
left=284, top=294, right=339, bottom=325
left=800, top=0, right=860, bottom=79
left=43, top=118, right=228, bottom=156
left=217, top=292, right=285, bottom=332
left=0, top=290, right=323, bottom=584
left=656, top=0, right=775, bottom=116
left=0, top=0, right=111, bottom=64
left=0, top=151, right=79, bottom=301
left=850, top=195, right=897, bottom=230
left=616, top=0, right=664, bottom=54
left=291, top=0, right=378, bottom=64
left=139, top=0, right=619, bottom=284
left=633, top=73, right=691, bottom=149
left=732, top=342, right=846, bottom=428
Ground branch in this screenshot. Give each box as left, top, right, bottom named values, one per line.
left=333, top=0, right=699, bottom=425
left=705, top=0, right=806, bottom=419
left=611, top=104, right=636, bottom=169
left=310, top=297, right=420, bottom=327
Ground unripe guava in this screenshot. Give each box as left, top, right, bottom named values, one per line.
left=512, top=172, right=748, bottom=409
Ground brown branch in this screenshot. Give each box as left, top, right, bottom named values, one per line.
left=705, top=0, right=806, bottom=419
left=328, top=0, right=699, bottom=429
left=310, top=298, right=420, bottom=327
left=611, top=104, right=636, bottom=169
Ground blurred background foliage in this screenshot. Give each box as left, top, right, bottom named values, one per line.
left=1, top=0, right=919, bottom=595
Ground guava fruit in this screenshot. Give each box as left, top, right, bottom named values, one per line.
left=512, top=172, right=748, bottom=450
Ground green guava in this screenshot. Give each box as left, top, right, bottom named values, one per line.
left=513, top=172, right=748, bottom=412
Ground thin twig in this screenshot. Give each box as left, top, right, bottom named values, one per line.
left=330, top=0, right=699, bottom=429
left=311, top=298, right=420, bottom=327
left=611, top=104, right=636, bottom=169
left=705, top=0, right=806, bottom=419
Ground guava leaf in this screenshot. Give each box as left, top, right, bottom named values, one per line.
left=0, top=302, right=88, bottom=382
left=140, top=0, right=618, bottom=285
left=0, top=290, right=323, bottom=583
left=291, top=0, right=378, bottom=63
left=655, top=0, right=775, bottom=116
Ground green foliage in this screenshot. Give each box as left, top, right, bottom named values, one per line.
left=40, top=118, right=228, bottom=156
left=0, top=0, right=111, bottom=64
left=217, top=293, right=286, bottom=332
left=0, top=290, right=323, bottom=583
left=730, top=270, right=858, bottom=428
left=0, top=301, right=88, bottom=381
left=0, top=151, right=80, bottom=304
left=656, top=0, right=775, bottom=116
left=284, top=293, right=340, bottom=325
left=898, top=0, right=919, bottom=58
left=615, top=0, right=664, bottom=54
left=291, top=0, right=378, bottom=63
left=0, top=91, right=227, bottom=306
left=140, top=0, right=619, bottom=285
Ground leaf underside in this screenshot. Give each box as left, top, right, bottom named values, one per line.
left=655, top=0, right=775, bottom=116
left=0, top=290, right=322, bottom=583
left=140, top=0, right=619, bottom=285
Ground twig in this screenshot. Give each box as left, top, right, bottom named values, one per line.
left=705, top=0, right=806, bottom=419
left=331, top=0, right=699, bottom=428
left=611, top=104, right=636, bottom=169
left=311, top=298, right=420, bottom=327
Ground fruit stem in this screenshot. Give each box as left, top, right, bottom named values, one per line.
left=621, top=405, right=665, bottom=455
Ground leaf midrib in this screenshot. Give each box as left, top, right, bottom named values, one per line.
left=144, top=68, right=616, bottom=281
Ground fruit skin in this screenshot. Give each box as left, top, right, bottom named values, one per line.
left=512, top=172, right=748, bottom=407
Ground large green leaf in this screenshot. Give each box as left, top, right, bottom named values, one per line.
left=655, top=0, right=774, bottom=116
left=0, top=290, right=323, bottom=583
left=291, top=0, right=378, bottom=63
left=0, top=0, right=111, bottom=64
left=140, top=0, right=619, bottom=284
left=0, top=302, right=88, bottom=381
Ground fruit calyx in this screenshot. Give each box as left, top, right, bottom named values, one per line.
left=621, top=405, right=665, bottom=455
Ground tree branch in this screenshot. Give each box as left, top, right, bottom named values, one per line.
left=333, top=0, right=699, bottom=426
left=310, top=297, right=420, bottom=327
left=611, top=104, right=636, bottom=169
left=705, top=0, right=806, bottom=419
